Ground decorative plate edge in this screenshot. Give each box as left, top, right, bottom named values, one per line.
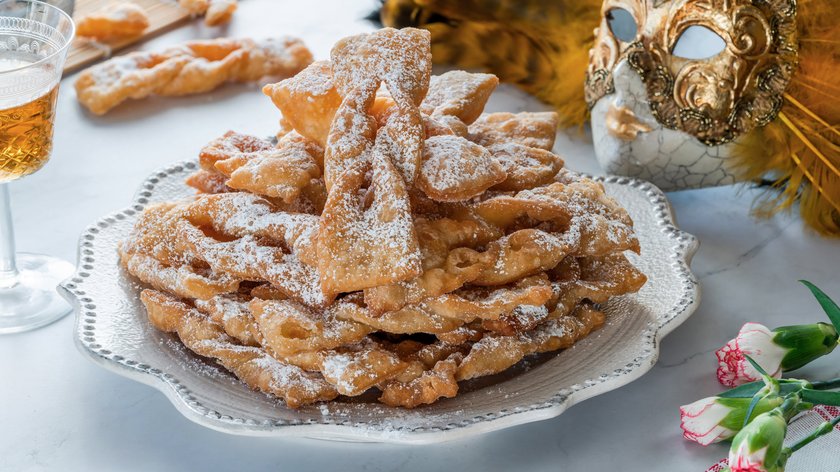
left=58, top=161, right=701, bottom=444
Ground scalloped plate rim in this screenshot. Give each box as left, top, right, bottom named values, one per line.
left=59, top=159, right=700, bottom=445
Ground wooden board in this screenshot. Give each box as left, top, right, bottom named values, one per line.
left=64, top=0, right=191, bottom=74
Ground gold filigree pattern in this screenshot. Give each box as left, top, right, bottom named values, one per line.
left=585, top=0, right=798, bottom=145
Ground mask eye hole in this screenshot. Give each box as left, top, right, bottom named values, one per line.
left=606, top=8, right=637, bottom=43
left=672, top=25, right=727, bottom=59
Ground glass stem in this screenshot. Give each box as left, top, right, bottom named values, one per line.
left=0, top=184, right=19, bottom=288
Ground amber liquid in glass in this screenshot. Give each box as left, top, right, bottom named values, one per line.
left=0, top=84, right=58, bottom=183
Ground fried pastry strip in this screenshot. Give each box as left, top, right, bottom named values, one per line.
left=76, top=37, right=312, bottom=115
left=179, top=0, right=238, bottom=26
left=76, top=3, right=149, bottom=41
left=456, top=304, right=605, bottom=381
left=120, top=249, right=239, bottom=300
left=141, top=290, right=338, bottom=407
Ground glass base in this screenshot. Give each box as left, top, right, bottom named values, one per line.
left=0, top=253, right=75, bottom=334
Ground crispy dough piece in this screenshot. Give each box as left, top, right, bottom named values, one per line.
left=318, top=149, right=422, bottom=297
left=194, top=294, right=260, bottom=346
left=215, top=133, right=323, bottom=203
left=326, top=28, right=431, bottom=185
left=141, top=289, right=338, bottom=407
left=182, top=192, right=320, bottom=265
left=120, top=248, right=239, bottom=299
left=339, top=275, right=552, bottom=334
left=265, top=65, right=495, bottom=148
left=76, top=3, right=149, bottom=41
left=378, top=359, right=459, bottom=408
left=179, top=0, right=237, bottom=26
left=469, top=112, right=559, bottom=151
left=263, top=61, right=342, bottom=148
left=124, top=194, right=329, bottom=307
left=185, top=169, right=230, bottom=194
left=489, top=143, right=565, bottom=191
left=249, top=298, right=373, bottom=357
left=474, top=229, right=574, bottom=286
left=378, top=303, right=606, bottom=407
left=529, top=179, right=639, bottom=256
left=317, top=342, right=409, bottom=396
left=363, top=217, right=502, bottom=314
left=75, top=37, right=312, bottom=115
left=205, top=0, right=237, bottom=26
left=178, top=0, right=208, bottom=14
left=420, top=70, right=498, bottom=125
left=416, top=135, right=506, bottom=202
left=473, top=180, right=639, bottom=255
left=473, top=183, right=573, bottom=230
left=456, top=304, right=605, bottom=381
left=199, top=131, right=275, bottom=171
left=550, top=254, right=647, bottom=314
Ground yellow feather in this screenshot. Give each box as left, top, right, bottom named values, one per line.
left=731, top=0, right=840, bottom=236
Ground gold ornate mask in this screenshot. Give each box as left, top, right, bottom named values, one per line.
left=586, top=0, right=798, bottom=146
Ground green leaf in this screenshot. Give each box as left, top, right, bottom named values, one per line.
left=744, top=354, right=770, bottom=378
left=720, top=381, right=765, bottom=398
left=801, top=389, right=840, bottom=407
left=799, top=280, right=840, bottom=333
left=743, top=391, right=766, bottom=428
left=720, top=382, right=803, bottom=398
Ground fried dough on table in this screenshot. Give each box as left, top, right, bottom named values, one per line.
left=179, top=0, right=237, bottom=26
left=123, top=27, right=648, bottom=409
left=75, top=37, right=312, bottom=115
left=76, top=3, right=149, bottom=41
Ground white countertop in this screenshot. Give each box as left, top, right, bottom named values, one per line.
left=2, top=1, right=839, bottom=470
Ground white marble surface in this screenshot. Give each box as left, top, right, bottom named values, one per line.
left=1, top=1, right=839, bottom=470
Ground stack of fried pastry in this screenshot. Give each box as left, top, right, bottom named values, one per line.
left=120, top=28, right=647, bottom=409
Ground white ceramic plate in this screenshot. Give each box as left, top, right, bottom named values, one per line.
left=60, top=160, right=700, bottom=444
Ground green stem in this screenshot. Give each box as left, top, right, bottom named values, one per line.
left=778, top=396, right=804, bottom=422
left=785, top=415, right=840, bottom=454
left=812, top=378, right=840, bottom=390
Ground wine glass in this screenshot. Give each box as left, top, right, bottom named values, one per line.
left=0, top=0, right=74, bottom=333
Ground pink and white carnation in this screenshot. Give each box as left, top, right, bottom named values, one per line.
left=716, top=323, right=787, bottom=387
left=679, top=397, right=738, bottom=446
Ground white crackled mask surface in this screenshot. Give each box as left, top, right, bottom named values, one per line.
left=590, top=61, right=738, bottom=191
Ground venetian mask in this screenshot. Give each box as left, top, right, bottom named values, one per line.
left=586, top=0, right=798, bottom=190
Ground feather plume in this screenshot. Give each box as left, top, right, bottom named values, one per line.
left=731, top=0, right=840, bottom=235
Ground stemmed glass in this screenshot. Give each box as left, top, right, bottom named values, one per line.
left=0, top=0, right=74, bottom=333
